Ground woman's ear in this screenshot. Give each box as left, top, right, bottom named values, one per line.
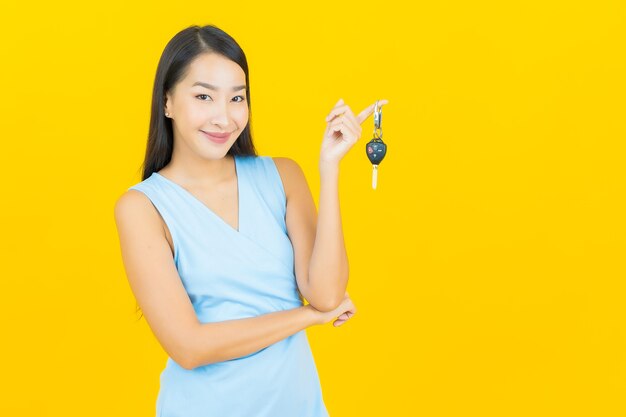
left=164, top=92, right=173, bottom=118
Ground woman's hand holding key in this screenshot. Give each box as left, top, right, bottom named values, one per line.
left=320, top=98, right=389, bottom=170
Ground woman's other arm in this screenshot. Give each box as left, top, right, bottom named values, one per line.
left=114, top=190, right=321, bottom=370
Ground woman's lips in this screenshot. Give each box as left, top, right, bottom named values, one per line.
left=201, top=130, right=231, bottom=143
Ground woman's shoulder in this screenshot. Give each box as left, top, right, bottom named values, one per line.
left=114, top=180, right=166, bottom=238
left=259, top=155, right=299, bottom=172
left=117, top=175, right=165, bottom=219
left=264, top=156, right=309, bottom=203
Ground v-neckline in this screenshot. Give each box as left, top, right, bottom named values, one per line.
left=153, top=155, right=242, bottom=234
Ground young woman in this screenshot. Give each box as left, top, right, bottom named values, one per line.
left=114, top=24, right=387, bottom=417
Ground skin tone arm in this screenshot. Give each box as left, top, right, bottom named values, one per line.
left=309, top=162, right=347, bottom=309
left=114, top=190, right=356, bottom=370
left=274, top=157, right=347, bottom=313
left=277, top=98, right=389, bottom=312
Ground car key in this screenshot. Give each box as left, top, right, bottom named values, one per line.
left=366, top=100, right=387, bottom=189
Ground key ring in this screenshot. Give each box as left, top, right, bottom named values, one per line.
left=373, top=100, right=383, bottom=139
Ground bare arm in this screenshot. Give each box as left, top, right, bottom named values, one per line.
left=189, top=305, right=318, bottom=368
left=303, top=98, right=388, bottom=309
left=308, top=163, right=349, bottom=307
left=273, top=157, right=348, bottom=312
left=114, top=190, right=321, bottom=371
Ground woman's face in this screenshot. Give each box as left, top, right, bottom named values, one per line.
left=164, top=53, right=249, bottom=159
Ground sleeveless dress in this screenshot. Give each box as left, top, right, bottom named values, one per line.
left=127, top=154, right=329, bottom=417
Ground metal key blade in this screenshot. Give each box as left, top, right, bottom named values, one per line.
left=372, top=165, right=378, bottom=190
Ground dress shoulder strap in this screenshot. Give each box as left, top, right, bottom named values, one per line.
left=244, top=155, right=287, bottom=231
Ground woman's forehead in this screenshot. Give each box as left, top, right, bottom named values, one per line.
left=185, top=54, right=245, bottom=83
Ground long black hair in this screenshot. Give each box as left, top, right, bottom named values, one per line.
left=134, top=25, right=259, bottom=320
left=138, top=24, right=257, bottom=181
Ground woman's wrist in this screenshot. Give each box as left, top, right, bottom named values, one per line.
left=304, top=304, right=322, bottom=326
left=319, top=159, right=340, bottom=175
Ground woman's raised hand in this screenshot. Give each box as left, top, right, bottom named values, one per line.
left=320, top=98, right=389, bottom=168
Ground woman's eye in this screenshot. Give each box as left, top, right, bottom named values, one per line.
left=196, top=95, right=245, bottom=102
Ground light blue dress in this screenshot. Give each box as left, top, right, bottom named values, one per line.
left=128, top=154, right=329, bottom=417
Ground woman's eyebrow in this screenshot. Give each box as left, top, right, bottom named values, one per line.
left=192, top=81, right=246, bottom=91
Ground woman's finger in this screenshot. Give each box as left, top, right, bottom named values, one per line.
left=325, top=101, right=350, bottom=122
left=328, top=111, right=359, bottom=134
left=339, top=107, right=360, bottom=130
left=333, top=315, right=353, bottom=326
left=326, top=104, right=359, bottom=126
left=330, top=120, right=359, bottom=140
left=356, top=99, right=389, bottom=125
left=341, top=112, right=362, bottom=137
left=328, top=115, right=352, bottom=131
left=328, top=116, right=351, bottom=134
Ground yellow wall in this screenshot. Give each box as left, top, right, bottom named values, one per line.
left=1, top=0, right=624, bottom=415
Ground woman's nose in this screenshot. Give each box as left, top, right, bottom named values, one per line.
left=210, top=103, right=230, bottom=126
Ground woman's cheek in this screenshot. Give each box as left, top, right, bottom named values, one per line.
left=187, top=105, right=206, bottom=124
left=236, top=107, right=249, bottom=126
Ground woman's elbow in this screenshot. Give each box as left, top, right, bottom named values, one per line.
left=177, top=350, right=198, bottom=370
left=168, top=343, right=197, bottom=370
left=310, top=294, right=343, bottom=312
left=170, top=328, right=204, bottom=370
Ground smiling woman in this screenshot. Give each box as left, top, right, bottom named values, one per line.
left=113, top=24, right=356, bottom=417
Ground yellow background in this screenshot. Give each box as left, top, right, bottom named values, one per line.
left=1, top=0, right=625, bottom=415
